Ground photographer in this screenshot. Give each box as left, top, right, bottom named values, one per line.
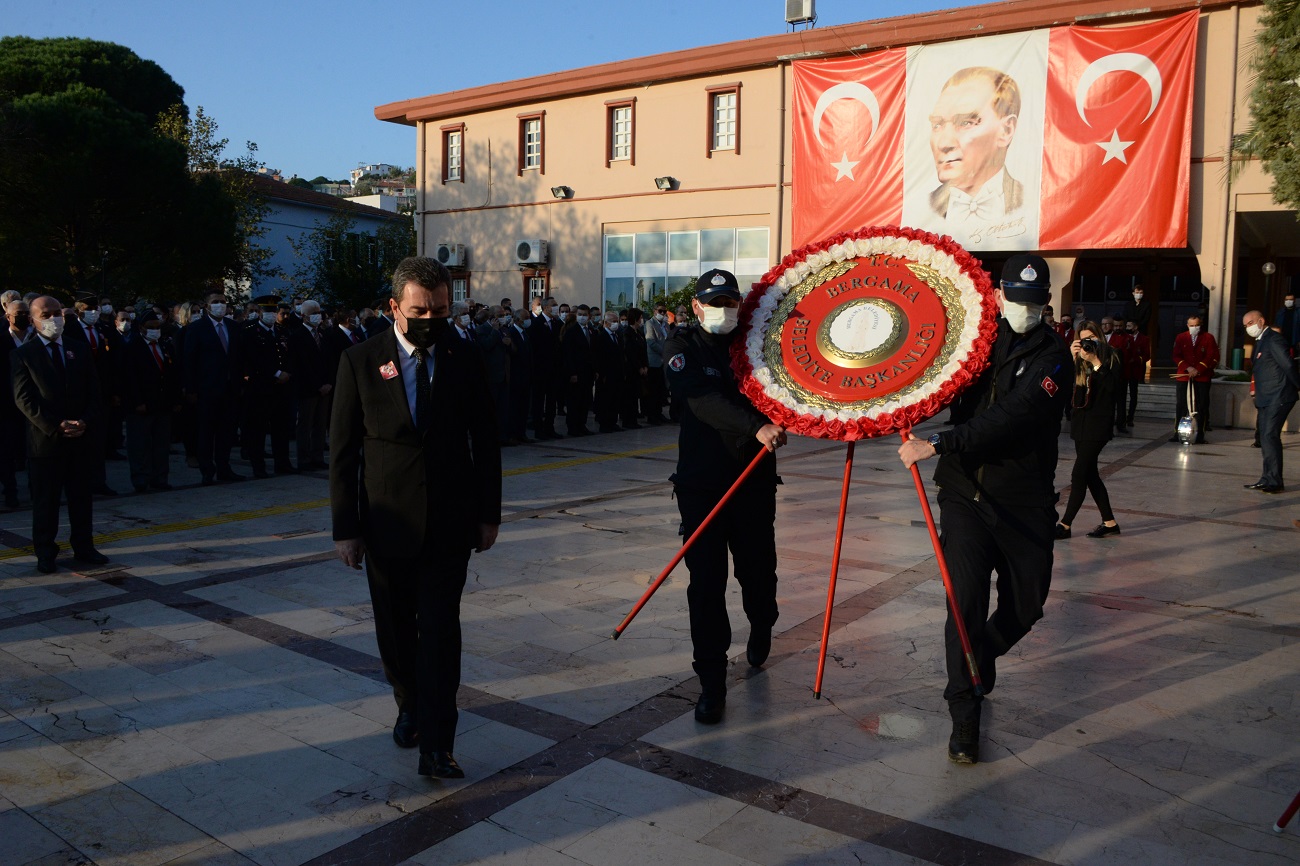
left=1056, top=322, right=1122, bottom=539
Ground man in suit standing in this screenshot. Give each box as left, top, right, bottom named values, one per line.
left=1123, top=318, right=1151, bottom=427
left=503, top=309, right=533, bottom=445
left=331, top=256, right=501, bottom=780
left=12, top=296, right=110, bottom=573
left=288, top=300, right=331, bottom=470
left=1101, top=316, right=1131, bottom=433
left=528, top=297, right=563, bottom=439
left=1, top=299, right=31, bottom=507
left=561, top=304, right=595, bottom=436
left=183, top=291, right=244, bottom=485
left=122, top=318, right=181, bottom=492
left=1170, top=315, right=1218, bottom=444
left=1243, top=310, right=1299, bottom=493
left=240, top=296, right=295, bottom=477
left=592, top=310, right=625, bottom=433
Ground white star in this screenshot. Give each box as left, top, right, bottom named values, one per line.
left=830, top=152, right=859, bottom=181
left=1097, top=130, right=1135, bottom=165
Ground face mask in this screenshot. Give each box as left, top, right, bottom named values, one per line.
left=209, top=303, right=227, bottom=318
left=116, top=320, right=129, bottom=333
left=576, top=315, right=589, bottom=325
left=532, top=304, right=542, bottom=314
left=294, top=305, right=303, bottom=314
left=458, top=314, right=470, bottom=326
left=520, top=319, right=532, bottom=330
left=145, top=329, right=161, bottom=342
left=399, top=310, right=449, bottom=349
left=307, top=313, right=322, bottom=326
left=100, top=304, right=113, bottom=315
left=495, top=316, right=509, bottom=326
left=13, top=314, right=30, bottom=331
left=697, top=305, right=739, bottom=335
left=262, top=311, right=277, bottom=325
left=1287, top=300, right=1296, bottom=309
left=558, top=312, right=568, bottom=322
left=1000, top=300, right=1043, bottom=334
left=606, top=321, right=620, bottom=333
left=654, top=312, right=666, bottom=322
left=1133, top=292, right=1143, bottom=300
left=83, top=310, right=99, bottom=325
left=1246, top=323, right=1265, bottom=339
left=38, top=316, right=64, bottom=340
left=1188, top=326, right=1201, bottom=338
left=128, top=312, right=136, bottom=321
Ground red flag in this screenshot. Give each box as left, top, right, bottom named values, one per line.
left=1039, top=12, right=1198, bottom=249
left=792, top=49, right=906, bottom=247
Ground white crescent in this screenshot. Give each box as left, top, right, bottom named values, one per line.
left=1075, top=52, right=1162, bottom=127
left=811, top=82, right=882, bottom=147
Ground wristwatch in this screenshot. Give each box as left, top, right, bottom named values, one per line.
left=928, top=433, right=944, bottom=455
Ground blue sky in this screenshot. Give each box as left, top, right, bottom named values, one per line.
left=9, top=0, right=958, bottom=181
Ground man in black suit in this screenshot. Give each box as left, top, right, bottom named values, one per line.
left=592, top=310, right=626, bottom=433
left=503, top=309, right=533, bottom=445
left=331, top=256, right=501, bottom=780
left=1243, top=310, right=1300, bottom=493
left=122, top=319, right=181, bottom=492
left=1, top=298, right=31, bottom=506
left=182, top=291, right=244, bottom=485
left=239, top=296, right=295, bottom=477
left=366, top=301, right=394, bottom=336
left=12, top=296, right=110, bottom=573
left=288, top=300, right=331, bottom=470
left=528, top=297, right=563, bottom=439
left=561, top=304, right=595, bottom=436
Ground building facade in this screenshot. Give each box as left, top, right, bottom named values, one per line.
left=376, top=0, right=1292, bottom=365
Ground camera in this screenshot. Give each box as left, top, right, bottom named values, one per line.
left=1079, top=338, right=1099, bottom=355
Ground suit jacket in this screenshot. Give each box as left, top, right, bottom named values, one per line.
left=122, top=338, right=181, bottom=414
left=1124, top=333, right=1151, bottom=380
left=0, top=329, right=24, bottom=422
left=182, top=315, right=242, bottom=397
left=592, top=326, right=625, bottom=384
left=529, top=312, right=561, bottom=376
left=323, top=325, right=363, bottom=389
left=11, top=336, right=102, bottom=459
left=473, top=323, right=508, bottom=387
left=330, top=329, right=501, bottom=557
left=1172, top=330, right=1218, bottom=383
left=1252, top=328, right=1300, bottom=408
left=287, top=324, right=330, bottom=397
left=503, top=324, right=532, bottom=392
left=561, top=322, right=594, bottom=383
left=240, top=323, right=291, bottom=396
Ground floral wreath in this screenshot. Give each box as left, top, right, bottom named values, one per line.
left=732, top=226, right=998, bottom=441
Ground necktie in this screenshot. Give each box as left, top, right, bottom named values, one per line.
left=151, top=343, right=165, bottom=371
left=413, top=347, right=432, bottom=433
left=351, top=330, right=361, bottom=345
left=216, top=320, right=228, bottom=352
left=49, top=341, right=65, bottom=376
left=86, top=325, right=98, bottom=351
left=312, top=328, right=321, bottom=348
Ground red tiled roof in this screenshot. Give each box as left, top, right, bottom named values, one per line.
left=248, top=174, right=409, bottom=221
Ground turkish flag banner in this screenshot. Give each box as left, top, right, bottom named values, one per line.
left=790, top=12, right=1198, bottom=251
left=792, top=49, right=906, bottom=247
left=1039, top=11, right=1198, bottom=248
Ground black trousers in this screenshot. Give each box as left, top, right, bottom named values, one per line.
left=366, top=539, right=471, bottom=753
left=296, top=393, right=328, bottom=466
left=529, top=372, right=558, bottom=434
left=1257, top=398, right=1295, bottom=487
left=566, top=376, right=592, bottom=434
left=125, top=412, right=172, bottom=488
left=507, top=383, right=530, bottom=440
left=1114, top=376, right=1129, bottom=427
left=1175, top=380, right=1210, bottom=439
left=241, top=389, right=293, bottom=471
left=195, top=391, right=236, bottom=478
left=1061, top=438, right=1114, bottom=526
left=937, top=493, right=1055, bottom=704
left=1125, top=378, right=1140, bottom=423
left=677, top=484, right=779, bottom=693
left=594, top=376, right=621, bottom=429
left=29, top=451, right=95, bottom=560
left=0, top=415, right=24, bottom=499
left=643, top=365, right=667, bottom=422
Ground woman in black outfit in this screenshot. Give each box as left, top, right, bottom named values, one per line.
left=1056, top=321, right=1122, bottom=539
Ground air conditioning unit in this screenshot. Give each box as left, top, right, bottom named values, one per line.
left=435, top=242, right=466, bottom=268
left=785, top=0, right=815, bottom=25
left=516, top=239, right=548, bottom=266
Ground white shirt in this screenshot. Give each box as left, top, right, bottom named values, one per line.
left=945, top=169, right=1010, bottom=223
left=393, top=325, right=434, bottom=424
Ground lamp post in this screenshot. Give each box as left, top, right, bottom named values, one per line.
left=1263, top=261, right=1276, bottom=317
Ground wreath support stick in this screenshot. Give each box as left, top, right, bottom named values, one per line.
left=813, top=441, right=856, bottom=699
left=611, top=448, right=771, bottom=640
left=899, top=430, right=985, bottom=696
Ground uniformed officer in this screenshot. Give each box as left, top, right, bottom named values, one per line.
left=664, top=269, right=786, bottom=725
left=898, top=253, right=1070, bottom=765
left=239, top=295, right=295, bottom=477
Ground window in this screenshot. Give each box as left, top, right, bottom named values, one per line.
left=451, top=276, right=469, bottom=303
left=602, top=227, right=769, bottom=312
left=605, top=98, right=636, bottom=166
left=526, top=274, right=549, bottom=300
left=441, top=123, right=464, bottom=183
left=518, top=112, right=545, bottom=175
left=706, top=84, right=741, bottom=156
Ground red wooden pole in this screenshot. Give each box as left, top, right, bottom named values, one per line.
left=813, top=441, right=856, bottom=699
left=1275, top=789, right=1300, bottom=833
left=611, top=447, right=771, bottom=639
left=900, top=431, right=984, bottom=695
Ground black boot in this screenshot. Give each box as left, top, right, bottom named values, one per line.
left=947, top=700, right=981, bottom=764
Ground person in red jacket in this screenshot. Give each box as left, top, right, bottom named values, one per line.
left=1170, top=315, right=1218, bottom=444
left=1123, top=319, right=1151, bottom=427
left=1101, top=316, right=1131, bottom=432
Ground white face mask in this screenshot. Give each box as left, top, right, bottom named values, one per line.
left=145, top=329, right=161, bottom=342
left=262, top=311, right=277, bottom=325
left=576, top=315, right=589, bottom=325
left=209, top=303, right=227, bottom=318
left=1000, top=299, right=1044, bottom=335
left=294, top=304, right=303, bottom=314
left=128, top=312, right=136, bottom=320
left=558, top=312, right=568, bottom=322
left=697, top=305, right=739, bottom=335
left=1287, top=299, right=1296, bottom=309
left=520, top=319, right=531, bottom=330
left=1246, top=323, right=1265, bottom=339
left=1133, top=292, right=1143, bottom=300
left=654, top=312, right=666, bottom=322
left=605, top=320, right=620, bottom=333
left=1188, top=325, right=1201, bottom=338
left=498, top=315, right=511, bottom=326
left=82, top=310, right=99, bottom=325
left=307, top=313, right=322, bottom=325
left=38, top=316, right=64, bottom=340
left=458, top=314, right=470, bottom=326
left=116, top=320, right=129, bottom=333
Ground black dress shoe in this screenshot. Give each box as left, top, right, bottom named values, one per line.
left=1086, top=523, right=1121, bottom=538
left=392, top=711, right=419, bottom=749
left=274, top=464, right=298, bottom=474
left=418, top=751, right=465, bottom=779
left=201, top=475, right=216, bottom=486
left=1259, top=484, right=1285, bottom=494
left=1244, top=481, right=1266, bottom=490
left=252, top=468, right=270, bottom=479
left=1194, top=437, right=1207, bottom=445
left=1054, top=523, right=1071, bottom=540
left=36, top=557, right=57, bottom=574
left=216, top=470, right=245, bottom=482
left=93, top=484, right=118, bottom=496
left=73, top=549, right=110, bottom=566
left=947, top=701, right=981, bottom=765
left=746, top=626, right=772, bottom=668
left=694, top=692, right=725, bottom=724
left=1168, top=435, right=1181, bottom=443
left=151, top=483, right=173, bottom=491
left=134, top=485, right=149, bottom=494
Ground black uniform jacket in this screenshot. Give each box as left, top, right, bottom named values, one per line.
left=664, top=325, right=776, bottom=494
left=329, top=328, right=501, bottom=557
left=1069, top=358, right=1119, bottom=443
left=933, top=319, right=1070, bottom=507
left=12, top=336, right=102, bottom=459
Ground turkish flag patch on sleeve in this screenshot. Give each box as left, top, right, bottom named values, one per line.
left=1041, top=376, right=1059, bottom=397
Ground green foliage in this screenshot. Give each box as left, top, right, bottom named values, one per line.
left=287, top=177, right=313, bottom=189
left=352, top=178, right=375, bottom=196
left=1235, top=1, right=1300, bottom=216
left=307, top=175, right=333, bottom=185
left=288, top=209, right=415, bottom=311
left=652, top=278, right=697, bottom=316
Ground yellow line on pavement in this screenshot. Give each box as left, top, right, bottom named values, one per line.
left=0, top=443, right=676, bottom=559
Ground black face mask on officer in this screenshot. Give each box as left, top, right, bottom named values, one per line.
left=398, top=308, right=449, bottom=349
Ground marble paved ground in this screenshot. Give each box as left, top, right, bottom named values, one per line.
left=0, top=418, right=1297, bottom=866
